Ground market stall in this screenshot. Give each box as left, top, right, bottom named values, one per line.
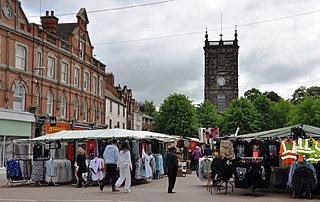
left=6, top=129, right=179, bottom=187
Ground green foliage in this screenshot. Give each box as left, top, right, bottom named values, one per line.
left=196, top=100, right=221, bottom=128
left=153, top=94, right=198, bottom=137
left=263, top=91, right=282, bottom=102
left=291, top=96, right=320, bottom=127
left=253, top=94, right=272, bottom=131
left=244, top=88, right=262, bottom=102
left=270, top=99, right=296, bottom=128
left=219, top=98, right=261, bottom=136
left=141, top=100, right=157, bottom=117
left=291, top=86, right=307, bottom=104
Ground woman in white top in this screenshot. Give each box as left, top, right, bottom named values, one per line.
left=115, top=141, right=132, bottom=193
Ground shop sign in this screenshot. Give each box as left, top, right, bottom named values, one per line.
left=38, top=115, right=46, bottom=125
left=46, top=122, right=70, bottom=134
left=49, top=116, right=56, bottom=126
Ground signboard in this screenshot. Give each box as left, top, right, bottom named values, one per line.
left=49, top=116, right=56, bottom=126
left=38, top=115, right=46, bottom=125
left=46, top=122, right=70, bottom=134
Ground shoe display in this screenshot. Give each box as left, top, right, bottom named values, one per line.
left=124, top=189, right=131, bottom=193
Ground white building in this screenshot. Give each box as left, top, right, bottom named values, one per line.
left=133, top=110, right=143, bottom=131
left=105, top=91, right=127, bottom=129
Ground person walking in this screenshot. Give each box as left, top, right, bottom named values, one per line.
left=76, top=147, right=87, bottom=188
left=192, top=146, right=202, bottom=177
left=166, top=146, right=178, bottom=193
left=114, top=141, right=133, bottom=193
left=100, top=138, right=119, bottom=192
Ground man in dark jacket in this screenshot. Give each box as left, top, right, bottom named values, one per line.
left=166, top=146, right=178, bottom=193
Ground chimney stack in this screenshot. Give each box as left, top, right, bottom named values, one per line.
left=41, top=10, right=59, bottom=34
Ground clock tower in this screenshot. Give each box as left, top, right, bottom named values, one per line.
left=203, top=30, right=239, bottom=112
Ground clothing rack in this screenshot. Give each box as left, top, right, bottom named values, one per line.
left=3, top=159, right=32, bottom=187
left=240, top=157, right=264, bottom=196
left=210, top=176, right=234, bottom=195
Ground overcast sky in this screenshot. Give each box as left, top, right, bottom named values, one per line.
left=23, top=0, right=320, bottom=107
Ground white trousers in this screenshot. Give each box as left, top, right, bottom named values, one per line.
left=115, top=165, right=131, bottom=190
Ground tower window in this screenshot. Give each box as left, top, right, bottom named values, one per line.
left=217, top=92, right=226, bottom=112
left=217, top=55, right=225, bottom=66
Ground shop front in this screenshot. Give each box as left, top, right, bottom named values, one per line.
left=0, top=108, right=35, bottom=168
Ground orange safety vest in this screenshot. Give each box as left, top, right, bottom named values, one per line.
left=279, top=140, right=296, bottom=166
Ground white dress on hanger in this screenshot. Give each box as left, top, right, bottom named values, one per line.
left=142, top=148, right=153, bottom=179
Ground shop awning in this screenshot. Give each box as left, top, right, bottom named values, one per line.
left=14, top=129, right=179, bottom=143
left=236, top=124, right=320, bottom=139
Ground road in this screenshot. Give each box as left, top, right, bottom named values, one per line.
left=0, top=171, right=318, bottom=202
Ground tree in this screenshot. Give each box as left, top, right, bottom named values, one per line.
left=306, top=86, right=320, bottom=98
left=291, top=96, right=320, bottom=127
left=263, top=91, right=282, bottom=102
left=244, top=88, right=262, bottom=102
left=253, top=94, right=273, bottom=131
left=154, top=94, right=198, bottom=137
left=196, top=100, right=221, bottom=128
left=291, top=86, right=307, bottom=103
left=269, top=99, right=295, bottom=128
left=219, top=98, right=261, bottom=136
left=141, top=100, right=157, bottom=117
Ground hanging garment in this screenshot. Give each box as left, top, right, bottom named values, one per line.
left=264, top=140, right=281, bottom=167
left=86, top=140, right=97, bottom=159
left=135, top=158, right=143, bottom=179
left=279, top=139, right=296, bottom=167
left=233, top=140, right=249, bottom=160
left=45, top=159, right=58, bottom=177
left=249, top=139, right=265, bottom=157
left=89, top=157, right=104, bottom=181
left=305, top=139, right=320, bottom=163
left=295, top=138, right=313, bottom=155
left=6, top=160, right=22, bottom=178
left=198, top=157, right=212, bottom=180
left=219, top=139, right=235, bottom=160
left=31, top=160, right=45, bottom=182
left=233, top=161, right=251, bottom=189
left=211, top=157, right=232, bottom=182
left=142, top=148, right=153, bottom=178
left=292, top=165, right=316, bottom=194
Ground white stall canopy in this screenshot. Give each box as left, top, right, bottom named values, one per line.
left=14, top=129, right=179, bottom=143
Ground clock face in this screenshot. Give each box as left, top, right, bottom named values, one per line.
left=217, top=77, right=225, bottom=86
left=3, top=4, right=13, bottom=19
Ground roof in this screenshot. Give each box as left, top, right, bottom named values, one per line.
left=106, top=91, right=125, bottom=105
left=56, top=23, right=77, bottom=41
left=237, top=124, right=320, bottom=139
left=14, top=129, right=179, bottom=143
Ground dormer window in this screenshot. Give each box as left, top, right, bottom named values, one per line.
left=80, top=41, right=85, bottom=59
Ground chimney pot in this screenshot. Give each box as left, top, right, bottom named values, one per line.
left=46, top=11, right=49, bottom=16
left=51, top=11, right=54, bottom=16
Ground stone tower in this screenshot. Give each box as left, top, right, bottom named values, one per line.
left=203, top=30, right=239, bottom=112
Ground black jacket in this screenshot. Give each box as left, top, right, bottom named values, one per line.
left=292, top=166, right=316, bottom=193
left=77, top=154, right=87, bottom=173
left=166, top=152, right=178, bottom=171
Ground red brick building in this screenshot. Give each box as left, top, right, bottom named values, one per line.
left=0, top=1, right=111, bottom=137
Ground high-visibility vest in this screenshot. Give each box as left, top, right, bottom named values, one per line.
left=279, top=140, right=296, bottom=166
left=306, top=139, right=320, bottom=163
left=295, top=138, right=312, bottom=155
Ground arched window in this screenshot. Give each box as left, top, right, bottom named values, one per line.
left=74, top=100, right=79, bottom=120
left=13, top=84, right=25, bottom=111
left=217, top=92, right=226, bottom=112
left=60, top=96, right=67, bottom=118
left=47, top=93, right=53, bottom=116
left=91, top=104, right=96, bottom=123
left=83, top=101, right=88, bottom=122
